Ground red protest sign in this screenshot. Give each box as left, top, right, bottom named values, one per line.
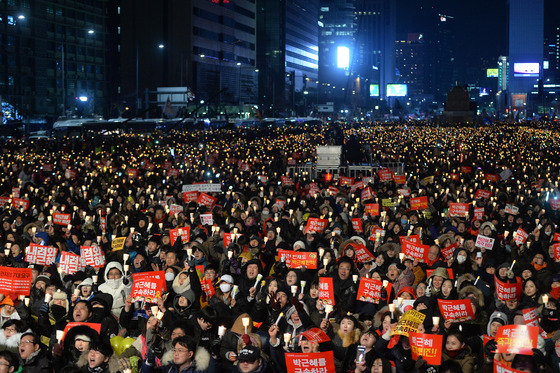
left=356, top=277, right=383, bottom=303
left=495, top=325, right=538, bottom=355
left=201, top=279, right=215, bottom=298
left=398, top=188, right=411, bottom=197
left=169, top=204, right=183, bottom=216
left=350, top=181, right=363, bottom=193
left=126, top=168, right=139, bottom=178
left=378, top=168, right=393, bottom=182
left=360, top=187, right=372, bottom=201
left=475, top=189, right=492, bottom=199
left=393, top=174, right=406, bottom=184
left=62, top=323, right=101, bottom=343
left=170, top=227, right=191, bottom=246
left=305, top=218, right=328, bottom=234
left=551, top=199, right=560, bottom=210
left=410, top=196, right=428, bottom=211
left=441, top=242, right=458, bottom=261
left=0, top=267, right=32, bottom=297
left=168, top=168, right=180, bottom=177
left=554, top=243, right=560, bottom=263
left=410, top=332, right=443, bottom=366
left=131, top=271, right=166, bottom=302
left=426, top=268, right=454, bottom=280
left=401, top=239, right=429, bottom=262
left=399, top=235, right=420, bottom=245
left=448, top=202, right=469, bottom=217
left=12, top=198, right=30, bottom=210
left=476, top=235, right=495, bottom=250
left=495, top=277, right=522, bottom=301
left=281, top=176, right=295, bottom=186
left=25, top=243, right=58, bottom=265
left=351, top=218, right=363, bottom=233
left=53, top=212, right=72, bottom=226
left=494, top=360, right=527, bottom=373
left=340, top=176, right=354, bottom=186
left=223, top=233, right=242, bottom=248
left=474, top=207, right=485, bottom=220
left=64, top=169, right=77, bottom=179
left=450, top=173, right=460, bottom=181
left=353, top=244, right=375, bottom=263
left=364, top=203, right=379, bottom=216
left=0, top=197, right=10, bottom=207
left=299, top=328, right=331, bottom=343
left=59, top=251, right=80, bottom=274
left=553, top=233, right=560, bottom=243
left=285, top=351, right=335, bottom=373
left=319, top=277, right=335, bottom=305
left=328, top=186, right=339, bottom=195
left=278, top=250, right=318, bottom=269
left=11, top=188, right=20, bottom=198
left=182, top=191, right=198, bottom=203
left=80, top=246, right=105, bottom=268
left=461, top=166, right=472, bottom=174
left=522, top=307, right=540, bottom=327
left=485, top=173, right=499, bottom=182
left=163, top=161, right=173, bottom=170
left=437, top=299, right=475, bottom=321
left=514, top=228, right=528, bottom=246
left=42, top=164, right=53, bottom=172
left=197, top=192, right=217, bottom=208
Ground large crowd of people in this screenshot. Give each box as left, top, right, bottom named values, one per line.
left=0, top=121, right=559, bottom=373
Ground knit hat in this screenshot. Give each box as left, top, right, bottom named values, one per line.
left=35, top=274, right=51, bottom=286
left=487, top=311, right=508, bottom=336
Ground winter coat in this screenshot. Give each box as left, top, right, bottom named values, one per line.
left=76, top=350, right=122, bottom=373
left=98, top=261, right=132, bottom=319
left=140, top=346, right=216, bottom=373
left=19, top=348, right=52, bottom=373
left=442, top=345, right=476, bottom=373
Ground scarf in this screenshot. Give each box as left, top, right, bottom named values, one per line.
left=445, top=346, right=466, bottom=359
left=88, top=362, right=108, bottom=373
left=532, top=261, right=547, bottom=271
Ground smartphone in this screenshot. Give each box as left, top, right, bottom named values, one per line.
left=356, top=345, right=366, bottom=364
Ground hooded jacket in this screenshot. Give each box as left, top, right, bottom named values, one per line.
left=98, top=261, right=131, bottom=319
left=140, top=346, right=213, bottom=373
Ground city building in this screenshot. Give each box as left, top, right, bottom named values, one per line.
left=117, top=0, right=257, bottom=118
left=0, top=0, right=109, bottom=118
left=395, top=33, right=427, bottom=98
left=256, top=0, right=319, bottom=117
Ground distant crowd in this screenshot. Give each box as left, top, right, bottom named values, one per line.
left=0, top=122, right=560, bottom=373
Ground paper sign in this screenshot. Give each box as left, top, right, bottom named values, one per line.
left=494, top=360, right=527, bottom=373
left=223, top=233, right=242, bottom=248
left=182, top=191, right=198, bottom=203
left=398, top=188, right=411, bottom=197
left=278, top=250, right=318, bottom=269
left=201, top=279, right=215, bottom=298
left=11, top=188, right=20, bottom=198
left=401, top=239, right=430, bottom=262
left=554, top=243, right=560, bottom=263
left=514, top=228, right=528, bottom=246
left=351, top=218, right=363, bottom=233
left=438, top=299, right=475, bottom=321
left=285, top=352, right=335, bottom=373
left=474, top=207, right=485, bottom=220
left=305, top=218, right=328, bottom=234
left=450, top=173, right=460, bottom=181
left=522, top=307, right=539, bottom=327
left=169, top=204, right=184, bottom=216
left=340, top=176, right=354, bottom=186
left=440, top=242, right=458, bottom=261
left=364, top=203, right=380, bottom=216
left=0, top=267, right=32, bottom=296
left=200, top=214, right=213, bottom=226
left=551, top=199, right=560, bottom=210
left=381, top=198, right=394, bottom=207
left=25, top=243, right=58, bottom=265
left=197, top=192, right=217, bottom=208
left=399, top=235, right=420, bottom=245
left=168, top=168, right=180, bottom=177
left=170, top=227, right=191, bottom=246
left=12, top=198, right=30, bottom=210
left=495, top=325, right=538, bottom=355
left=281, top=176, right=295, bottom=186
left=476, top=235, right=495, bottom=250
left=391, top=309, right=426, bottom=337
left=485, top=174, right=498, bottom=182
left=356, top=278, right=383, bottom=303
left=448, top=202, right=469, bottom=217
left=65, top=169, right=77, bottom=179
left=360, top=187, right=372, bottom=201
left=182, top=184, right=222, bottom=193
left=410, top=196, right=428, bottom=211
left=554, top=233, right=560, bottom=243
left=42, top=164, right=53, bottom=172
left=475, top=189, right=492, bottom=199
left=299, top=328, right=331, bottom=343
left=495, top=277, right=522, bottom=301
left=319, top=277, right=335, bottom=305
left=461, top=166, right=472, bottom=174
left=59, top=251, right=80, bottom=274
left=131, top=271, right=166, bottom=302
left=378, top=168, right=393, bottom=182
left=80, top=246, right=105, bottom=268
left=126, top=168, right=139, bottom=178
left=53, top=213, right=72, bottom=226
left=504, top=204, right=519, bottom=215
left=353, top=244, right=375, bottom=263
left=410, top=332, right=443, bottom=365
left=393, top=175, right=406, bottom=184
left=111, top=237, right=126, bottom=251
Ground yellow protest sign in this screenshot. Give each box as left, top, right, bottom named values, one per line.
left=111, top=237, right=126, bottom=251
left=391, top=309, right=426, bottom=337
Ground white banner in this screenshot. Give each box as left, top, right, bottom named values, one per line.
left=182, top=184, right=222, bottom=193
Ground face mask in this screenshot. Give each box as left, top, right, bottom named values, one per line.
left=38, top=217, right=45, bottom=222
left=551, top=287, right=560, bottom=300
left=545, top=231, right=552, bottom=236
left=165, top=272, right=175, bottom=281
left=220, top=283, right=232, bottom=293
left=401, top=219, right=408, bottom=225
left=457, top=255, right=467, bottom=264
left=91, top=308, right=105, bottom=320
left=105, top=279, right=122, bottom=289
left=51, top=304, right=66, bottom=318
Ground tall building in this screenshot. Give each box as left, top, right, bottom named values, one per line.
left=0, top=1, right=109, bottom=117
left=507, top=0, right=544, bottom=110
left=256, top=0, right=319, bottom=117
left=395, top=33, right=427, bottom=97
left=118, top=0, right=257, bottom=117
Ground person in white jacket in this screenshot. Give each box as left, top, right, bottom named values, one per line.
left=98, top=261, right=131, bottom=319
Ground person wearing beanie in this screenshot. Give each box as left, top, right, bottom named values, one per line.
left=38, top=289, right=69, bottom=347
left=486, top=311, right=508, bottom=338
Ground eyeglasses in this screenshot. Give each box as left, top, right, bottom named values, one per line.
left=4, top=328, right=16, bottom=332
left=19, top=340, right=34, bottom=346
left=172, top=348, right=189, bottom=354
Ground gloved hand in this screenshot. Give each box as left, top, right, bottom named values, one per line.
left=380, top=287, right=388, bottom=299
left=270, top=292, right=281, bottom=311
left=542, top=307, right=556, bottom=319
left=506, top=270, right=514, bottom=279
left=222, top=259, right=231, bottom=268
left=40, top=302, right=49, bottom=314
left=118, top=358, right=132, bottom=371
left=187, top=259, right=195, bottom=268
left=52, top=343, right=63, bottom=358
left=291, top=296, right=304, bottom=312
left=210, top=338, right=221, bottom=358
left=425, top=286, right=432, bottom=297
left=146, top=349, right=156, bottom=365
left=484, top=339, right=497, bottom=358
left=414, top=357, right=427, bottom=369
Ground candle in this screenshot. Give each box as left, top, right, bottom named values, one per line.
left=283, top=333, right=291, bottom=345
left=291, top=285, right=298, bottom=296
left=275, top=312, right=284, bottom=325
left=56, top=330, right=64, bottom=343
left=218, top=326, right=226, bottom=338
left=231, top=285, right=239, bottom=298
left=92, top=275, right=98, bottom=284
left=352, top=274, right=358, bottom=283
left=382, top=280, right=389, bottom=288
left=74, top=288, right=80, bottom=297
left=156, top=310, right=164, bottom=320
left=151, top=306, right=158, bottom=315
left=242, top=317, right=250, bottom=334
left=24, top=298, right=29, bottom=307
left=227, top=251, right=233, bottom=259
left=300, top=280, right=306, bottom=294
left=3, top=249, right=9, bottom=256
left=323, top=258, right=329, bottom=268
left=509, top=260, right=516, bottom=270
left=432, top=316, right=440, bottom=326
left=388, top=303, right=395, bottom=318
left=543, top=294, right=549, bottom=306
left=186, top=248, right=193, bottom=258
left=124, top=264, right=129, bottom=273
left=123, top=253, right=129, bottom=262
left=254, top=274, right=263, bottom=288
left=399, top=253, right=405, bottom=261
left=44, top=293, right=52, bottom=303
left=324, top=304, right=333, bottom=319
